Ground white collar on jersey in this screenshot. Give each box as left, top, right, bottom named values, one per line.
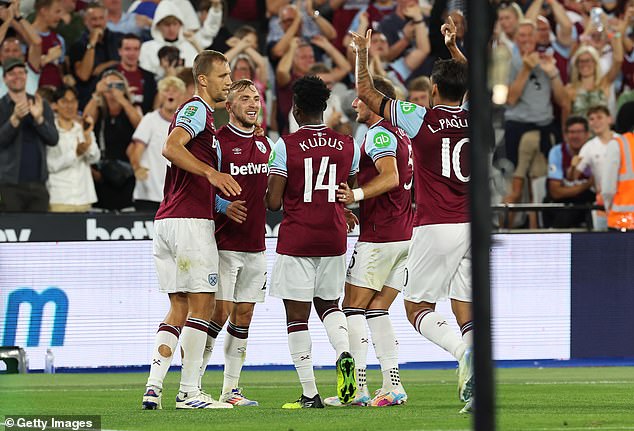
left=368, top=119, right=382, bottom=129
left=227, top=122, right=254, bottom=138
left=299, top=123, right=327, bottom=131
left=193, top=95, right=214, bottom=112
left=433, top=104, right=464, bottom=112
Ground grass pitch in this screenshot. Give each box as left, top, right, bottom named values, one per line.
left=1, top=367, right=634, bottom=430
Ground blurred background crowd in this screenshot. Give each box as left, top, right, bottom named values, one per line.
left=0, top=0, right=632, bottom=230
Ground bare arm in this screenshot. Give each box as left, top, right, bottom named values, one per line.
left=112, top=90, right=142, bottom=128
left=266, top=174, right=286, bottom=210
left=337, top=157, right=399, bottom=204
left=403, top=21, right=430, bottom=71
left=275, top=38, right=298, bottom=88
left=506, top=65, right=532, bottom=107
left=351, top=29, right=394, bottom=123
left=270, top=12, right=302, bottom=60
left=244, top=46, right=269, bottom=84
left=312, top=35, right=351, bottom=82
left=550, top=0, right=573, bottom=47
left=602, top=32, right=624, bottom=85
left=547, top=178, right=593, bottom=200
left=266, top=0, right=289, bottom=16
left=163, top=127, right=242, bottom=196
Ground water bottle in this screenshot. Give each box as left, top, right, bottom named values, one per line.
left=44, top=349, right=55, bottom=374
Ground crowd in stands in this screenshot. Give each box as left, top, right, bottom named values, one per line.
left=0, top=0, right=632, bottom=230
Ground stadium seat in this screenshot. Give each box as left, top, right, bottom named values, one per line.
left=0, top=346, right=28, bottom=374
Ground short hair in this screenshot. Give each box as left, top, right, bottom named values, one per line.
left=119, top=33, right=142, bottom=48
left=292, top=75, right=330, bottom=116
left=52, top=85, right=78, bottom=102
left=177, top=67, right=195, bottom=87
left=37, top=86, right=56, bottom=104
left=234, top=25, right=257, bottom=40
left=517, top=18, right=536, bottom=30
left=430, top=59, right=467, bottom=103
left=158, top=76, right=186, bottom=93
left=586, top=105, right=610, bottom=117
left=308, top=63, right=331, bottom=75
left=84, top=1, right=106, bottom=12
left=193, top=50, right=228, bottom=81
left=565, top=115, right=589, bottom=132
left=373, top=76, right=396, bottom=100
left=196, top=0, right=211, bottom=12
left=35, top=0, right=59, bottom=12
left=228, top=78, right=256, bottom=102
left=408, top=76, right=432, bottom=94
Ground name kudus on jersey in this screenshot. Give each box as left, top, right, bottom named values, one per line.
left=230, top=162, right=269, bottom=176
left=299, top=135, right=344, bottom=152
left=427, top=116, right=469, bottom=134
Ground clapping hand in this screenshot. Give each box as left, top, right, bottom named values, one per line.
left=29, top=94, right=44, bottom=124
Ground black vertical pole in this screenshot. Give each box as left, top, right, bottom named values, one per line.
left=466, top=1, right=496, bottom=430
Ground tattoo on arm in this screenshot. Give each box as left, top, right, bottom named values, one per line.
left=356, top=47, right=393, bottom=123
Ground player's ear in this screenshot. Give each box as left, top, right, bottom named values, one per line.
left=197, top=74, right=207, bottom=89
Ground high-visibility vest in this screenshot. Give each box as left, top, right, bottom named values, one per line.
left=608, top=132, right=634, bottom=230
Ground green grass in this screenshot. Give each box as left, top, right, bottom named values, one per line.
left=2, top=367, right=634, bottom=430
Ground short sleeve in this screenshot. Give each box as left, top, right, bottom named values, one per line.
left=390, top=100, right=427, bottom=138
left=132, top=114, right=152, bottom=146
left=576, top=141, right=591, bottom=174
left=547, top=145, right=564, bottom=181
left=268, top=137, right=288, bottom=177
left=265, top=136, right=275, bottom=150
left=350, top=139, right=360, bottom=176
left=175, top=100, right=207, bottom=139
left=365, top=126, right=397, bottom=162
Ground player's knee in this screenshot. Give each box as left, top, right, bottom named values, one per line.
left=158, top=344, right=172, bottom=357
left=235, top=308, right=254, bottom=326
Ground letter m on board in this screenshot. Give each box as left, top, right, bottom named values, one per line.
left=3, top=288, right=69, bottom=346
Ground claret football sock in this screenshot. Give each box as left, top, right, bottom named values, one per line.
left=287, top=321, right=318, bottom=398
left=321, top=307, right=350, bottom=357
left=222, top=322, right=249, bottom=394
left=147, top=323, right=181, bottom=389
left=180, top=317, right=210, bottom=395
left=414, top=309, right=467, bottom=361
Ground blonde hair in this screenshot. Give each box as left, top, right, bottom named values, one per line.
left=570, top=45, right=602, bottom=88
left=517, top=18, right=536, bottom=31
left=498, top=2, right=523, bottom=20
left=158, top=76, right=186, bottom=93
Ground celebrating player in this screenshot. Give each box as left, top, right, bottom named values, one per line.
left=197, top=79, right=273, bottom=406
left=266, top=75, right=360, bottom=409
left=350, top=26, right=474, bottom=414
left=142, top=50, right=239, bottom=410
left=324, top=76, right=413, bottom=408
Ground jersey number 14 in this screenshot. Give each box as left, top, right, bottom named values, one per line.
left=304, top=156, right=338, bottom=203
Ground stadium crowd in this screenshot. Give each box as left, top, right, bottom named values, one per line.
left=0, top=0, right=633, bottom=230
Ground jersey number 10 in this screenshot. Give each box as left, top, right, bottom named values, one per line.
left=441, top=137, right=470, bottom=183
left=304, top=156, right=338, bottom=203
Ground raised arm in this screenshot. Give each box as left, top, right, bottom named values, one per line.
left=275, top=37, right=298, bottom=88
left=350, top=29, right=394, bottom=123
left=311, top=35, right=351, bottom=82
left=550, top=0, right=573, bottom=47
left=441, top=15, right=465, bottom=64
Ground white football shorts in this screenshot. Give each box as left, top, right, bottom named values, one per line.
left=153, top=218, right=219, bottom=294
left=346, top=240, right=410, bottom=291
left=269, top=254, right=347, bottom=302
left=216, top=250, right=267, bottom=303
left=403, top=223, right=471, bottom=303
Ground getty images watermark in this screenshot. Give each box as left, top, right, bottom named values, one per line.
left=3, top=416, right=101, bottom=431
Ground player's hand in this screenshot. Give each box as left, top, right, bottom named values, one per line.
left=226, top=200, right=247, bottom=224
left=441, top=15, right=457, bottom=48
left=349, top=29, right=372, bottom=53
left=208, top=171, right=242, bottom=196
left=344, top=208, right=359, bottom=233
left=337, top=182, right=354, bottom=205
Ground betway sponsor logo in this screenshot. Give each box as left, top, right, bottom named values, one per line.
left=86, top=218, right=154, bottom=240
left=230, top=162, right=268, bottom=176
left=0, top=228, right=31, bottom=242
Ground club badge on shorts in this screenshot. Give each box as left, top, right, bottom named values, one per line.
left=208, top=273, right=218, bottom=286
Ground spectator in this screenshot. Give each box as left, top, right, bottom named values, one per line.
left=55, top=0, right=85, bottom=47
left=525, top=0, right=574, bottom=83
left=496, top=1, right=522, bottom=49
left=0, top=35, right=41, bottom=96
left=491, top=2, right=523, bottom=103
left=276, top=35, right=350, bottom=134
left=103, top=0, right=141, bottom=36
left=127, top=76, right=185, bottom=213
left=83, top=69, right=141, bottom=210
left=138, top=1, right=199, bottom=78
left=341, top=0, right=396, bottom=57
left=70, top=2, right=123, bottom=108
left=224, top=0, right=267, bottom=46
left=378, top=0, right=427, bottom=62
left=543, top=116, right=595, bottom=228
left=573, top=104, right=618, bottom=230
left=47, top=85, right=100, bottom=212
left=176, top=66, right=194, bottom=97
left=565, top=43, right=623, bottom=117
left=267, top=2, right=336, bottom=63
left=112, top=33, right=157, bottom=113
left=329, top=0, right=369, bottom=52
left=31, top=0, right=65, bottom=88
left=228, top=48, right=268, bottom=131
left=288, top=62, right=352, bottom=134
left=0, top=58, right=58, bottom=212
left=504, top=19, right=567, bottom=168
left=407, top=75, right=431, bottom=108
left=427, top=0, right=465, bottom=62
left=2, top=0, right=43, bottom=68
